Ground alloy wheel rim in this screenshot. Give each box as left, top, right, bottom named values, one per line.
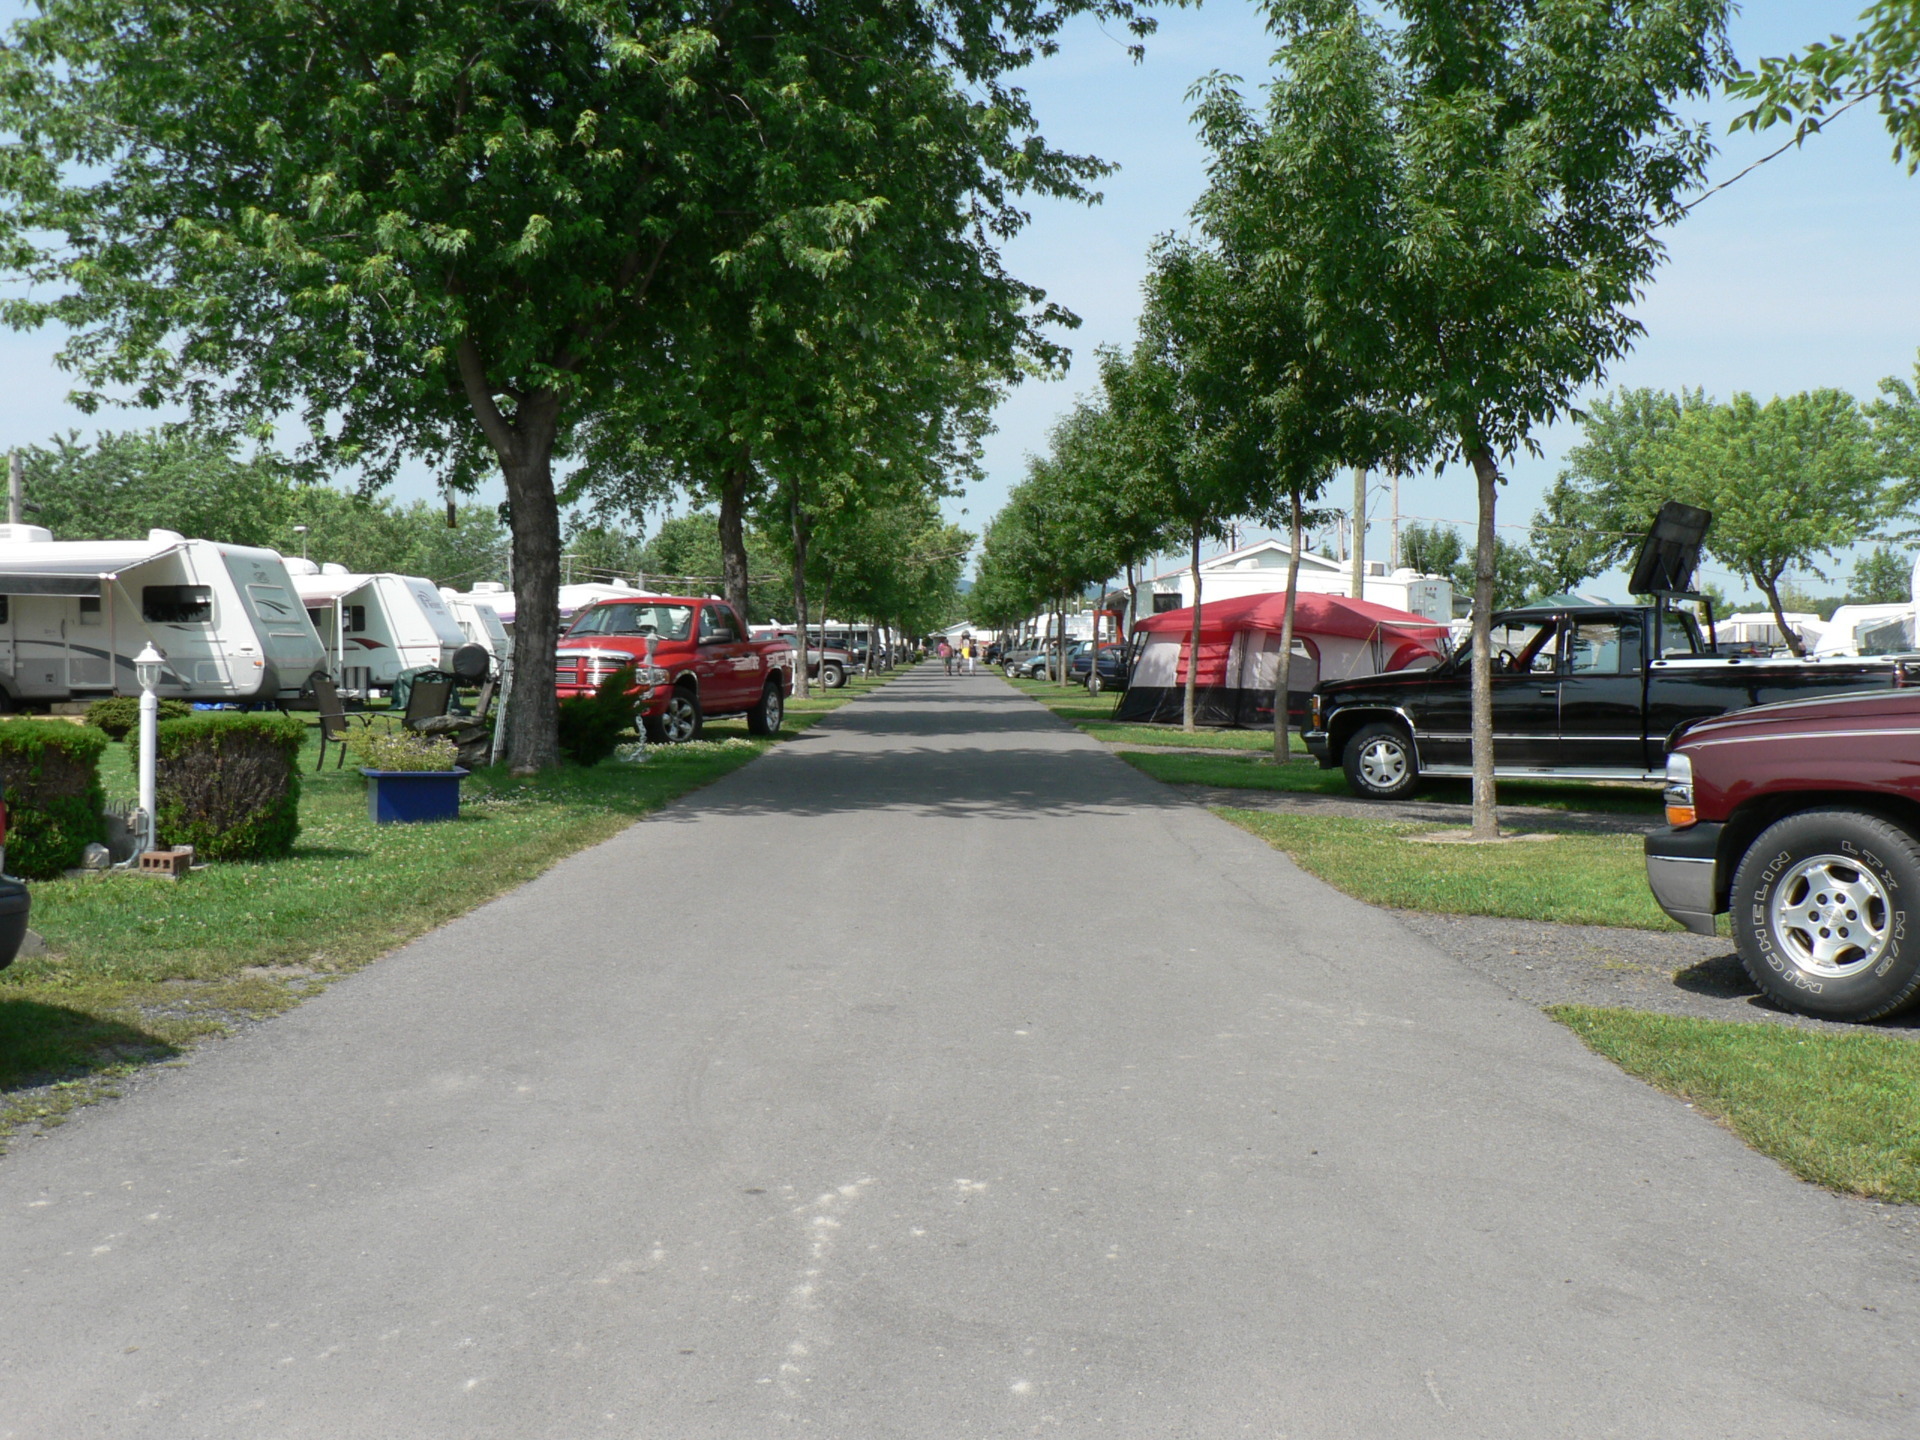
left=1770, top=854, right=1891, bottom=977
left=666, top=696, right=696, bottom=742
left=1358, top=738, right=1407, bottom=790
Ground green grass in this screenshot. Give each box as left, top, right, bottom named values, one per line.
left=1553, top=1006, right=1920, bottom=1202
left=0, top=669, right=897, bottom=1147
left=1129, top=749, right=1663, bottom=815
left=1000, top=674, right=1278, bottom=750
left=1218, top=808, right=1677, bottom=930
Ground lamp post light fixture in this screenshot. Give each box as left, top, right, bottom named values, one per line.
left=133, top=644, right=164, bottom=856
left=292, top=523, right=309, bottom=561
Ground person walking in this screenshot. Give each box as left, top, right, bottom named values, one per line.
left=939, top=639, right=953, bottom=675
left=963, top=637, right=976, bottom=675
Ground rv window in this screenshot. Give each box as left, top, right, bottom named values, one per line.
left=345, top=605, right=367, bottom=633
left=0, top=596, right=9, bottom=624
left=78, top=595, right=103, bottom=626
left=143, top=585, right=213, bottom=624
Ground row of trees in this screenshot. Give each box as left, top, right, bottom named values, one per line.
left=982, top=1, right=1920, bottom=836
left=18, top=429, right=510, bottom=587
left=0, top=0, right=1156, bottom=769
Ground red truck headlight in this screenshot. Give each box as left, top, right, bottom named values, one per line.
left=1664, top=752, right=1696, bottom=828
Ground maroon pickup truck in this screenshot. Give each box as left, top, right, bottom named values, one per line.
left=1645, top=687, right=1920, bottom=1021
left=555, top=595, right=792, bottom=744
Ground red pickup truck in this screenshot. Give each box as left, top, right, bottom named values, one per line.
left=1645, top=687, right=1920, bottom=1021
left=555, top=595, right=792, bottom=744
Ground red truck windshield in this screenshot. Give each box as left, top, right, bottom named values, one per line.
left=566, top=602, right=693, bottom=641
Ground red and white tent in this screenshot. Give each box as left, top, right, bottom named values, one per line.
left=1114, top=592, right=1451, bottom=728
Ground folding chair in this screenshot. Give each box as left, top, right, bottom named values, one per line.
left=309, top=673, right=370, bottom=770
left=400, top=678, right=455, bottom=732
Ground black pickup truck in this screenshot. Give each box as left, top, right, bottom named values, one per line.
left=1303, top=600, right=1901, bottom=798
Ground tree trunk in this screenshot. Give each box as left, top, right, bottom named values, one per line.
left=1757, top=571, right=1805, bottom=657
left=501, top=442, right=563, bottom=775
left=789, top=491, right=811, bottom=699
left=1468, top=447, right=1502, bottom=839
left=717, top=458, right=752, bottom=624
left=1125, top=560, right=1139, bottom=641
left=1273, top=491, right=1304, bottom=761
left=1183, top=522, right=1203, bottom=733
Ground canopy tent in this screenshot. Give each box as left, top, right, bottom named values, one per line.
left=1114, top=592, right=1451, bottom=728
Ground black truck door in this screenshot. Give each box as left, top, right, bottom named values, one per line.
left=1556, top=612, right=1650, bottom=772
left=1419, top=618, right=1561, bottom=767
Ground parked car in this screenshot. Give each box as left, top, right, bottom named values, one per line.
left=1304, top=599, right=1902, bottom=799
left=1067, top=641, right=1133, bottom=694
left=1645, top=686, right=1920, bottom=1021
left=557, top=596, right=793, bottom=743
left=755, top=628, right=853, bottom=689
left=1007, top=643, right=1058, bottom=680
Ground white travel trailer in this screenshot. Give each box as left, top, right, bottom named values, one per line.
left=287, top=561, right=473, bottom=695
left=439, top=587, right=512, bottom=668
left=0, top=525, right=326, bottom=707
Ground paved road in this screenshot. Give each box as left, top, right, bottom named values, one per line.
left=3, top=668, right=1916, bottom=1438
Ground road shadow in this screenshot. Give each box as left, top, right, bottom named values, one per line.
left=0, top=998, right=183, bottom=1092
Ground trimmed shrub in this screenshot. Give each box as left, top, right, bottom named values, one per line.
left=0, top=719, right=109, bottom=878
left=557, top=666, right=637, bottom=766
left=84, top=694, right=192, bottom=740
left=152, top=713, right=305, bottom=861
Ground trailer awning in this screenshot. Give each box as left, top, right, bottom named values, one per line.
left=0, top=541, right=188, bottom=597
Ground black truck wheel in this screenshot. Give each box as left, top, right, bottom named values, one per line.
left=1342, top=722, right=1420, bottom=800
left=1731, top=809, right=1920, bottom=1021
left=644, top=686, right=703, bottom=745
left=746, top=678, right=785, bottom=736
left=821, top=662, right=845, bottom=690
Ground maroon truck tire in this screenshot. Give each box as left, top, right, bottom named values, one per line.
left=1731, top=808, right=1920, bottom=1022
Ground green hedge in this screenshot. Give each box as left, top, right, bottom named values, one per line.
left=151, top=713, right=305, bottom=861
left=558, top=666, right=637, bottom=766
left=84, top=694, right=192, bottom=740
left=0, top=719, right=108, bottom=879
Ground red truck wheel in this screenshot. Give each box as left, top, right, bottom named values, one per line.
left=644, top=687, right=703, bottom=745
left=746, top=679, right=784, bottom=736
left=1731, top=809, right=1920, bottom=1021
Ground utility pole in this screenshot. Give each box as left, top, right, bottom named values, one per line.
left=1351, top=468, right=1368, bottom=599
left=7, top=451, right=21, bottom=526
left=1391, top=471, right=1402, bottom=570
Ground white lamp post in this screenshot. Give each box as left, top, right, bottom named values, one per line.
left=133, top=644, right=164, bottom=856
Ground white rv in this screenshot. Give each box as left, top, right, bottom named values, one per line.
left=439, top=587, right=512, bottom=667
left=287, top=562, right=471, bottom=695
left=0, top=525, right=326, bottom=708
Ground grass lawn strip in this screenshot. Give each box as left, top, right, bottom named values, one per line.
left=0, top=670, right=899, bottom=1149
left=1217, top=807, right=1676, bottom=931
left=1552, top=1005, right=1920, bottom=1203
left=1000, top=675, right=1276, bottom=751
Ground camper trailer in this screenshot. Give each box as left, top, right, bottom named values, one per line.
left=439, top=587, right=512, bottom=668
left=288, top=562, right=472, bottom=695
left=0, top=525, right=326, bottom=707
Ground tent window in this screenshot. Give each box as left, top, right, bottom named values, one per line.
left=144, top=585, right=213, bottom=624
left=78, top=595, right=103, bottom=626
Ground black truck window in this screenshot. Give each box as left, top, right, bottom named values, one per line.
left=1567, top=617, right=1644, bottom=675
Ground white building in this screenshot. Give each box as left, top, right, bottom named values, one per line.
left=1140, top=538, right=1452, bottom=624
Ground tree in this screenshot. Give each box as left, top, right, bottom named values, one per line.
left=1399, top=521, right=1464, bottom=579
left=0, top=0, right=1153, bottom=772
left=1550, top=387, right=1892, bottom=655
left=18, top=428, right=299, bottom=547
left=1732, top=3, right=1920, bottom=170
left=1662, top=392, right=1890, bottom=651
left=1854, top=543, right=1913, bottom=603
left=633, top=513, right=786, bottom=621
left=1214, top=1, right=1732, bottom=835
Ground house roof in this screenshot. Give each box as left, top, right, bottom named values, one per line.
left=1147, top=537, right=1343, bottom=584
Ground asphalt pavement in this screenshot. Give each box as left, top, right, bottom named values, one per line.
left=2, top=666, right=1916, bottom=1438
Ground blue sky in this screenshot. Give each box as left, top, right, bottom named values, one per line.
left=2, top=1, right=1916, bottom=602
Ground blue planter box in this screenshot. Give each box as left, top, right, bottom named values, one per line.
left=361, top=767, right=469, bottom=824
